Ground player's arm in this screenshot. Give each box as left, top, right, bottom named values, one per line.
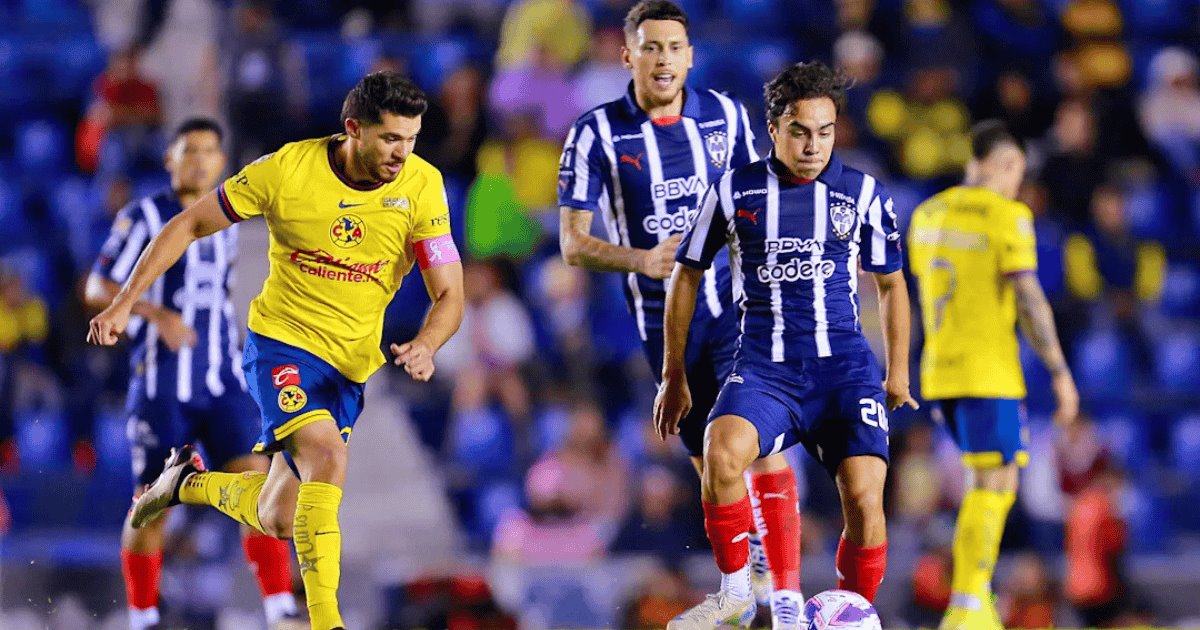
left=873, top=270, right=918, bottom=411
left=391, top=258, right=464, bottom=383
left=87, top=191, right=232, bottom=346
left=83, top=275, right=196, bottom=351
left=654, top=262, right=702, bottom=440
left=559, top=207, right=680, bottom=279
left=1011, top=272, right=1078, bottom=425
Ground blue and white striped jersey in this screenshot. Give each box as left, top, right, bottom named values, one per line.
left=678, top=152, right=903, bottom=362
left=558, top=83, right=759, bottom=339
left=93, top=189, right=247, bottom=401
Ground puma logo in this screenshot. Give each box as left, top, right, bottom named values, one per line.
left=736, top=208, right=759, bottom=225
left=619, top=152, right=644, bottom=171
left=731, top=532, right=749, bottom=544
left=762, top=492, right=790, bottom=500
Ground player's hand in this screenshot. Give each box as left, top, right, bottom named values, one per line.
left=653, top=374, right=691, bottom=441
left=152, top=309, right=198, bottom=352
left=640, top=234, right=683, bottom=280
left=884, top=379, right=920, bottom=412
left=1051, top=371, right=1079, bottom=427
left=87, top=301, right=134, bottom=346
left=391, top=338, right=436, bottom=382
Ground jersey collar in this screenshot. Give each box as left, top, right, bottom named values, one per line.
left=326, top=135, right=385, bottom=191
left=766, top=149, right=844, bottom=187
left=620, top=81, right=702, bottom=121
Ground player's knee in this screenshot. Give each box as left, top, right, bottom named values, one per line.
left=841, top=478, right=884, bottom=521
left=296, top=441, right=347, bottom=484
left=704, top=443, right=749, bottom=487
left=259, top=510, right=294, bottom=539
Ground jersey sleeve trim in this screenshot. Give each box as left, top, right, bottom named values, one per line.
left=217, top=184, right=244, bottom=223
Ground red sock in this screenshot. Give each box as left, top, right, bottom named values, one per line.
left=121, top=549, right=162, bottom=610
left=752, top=468, right=801, bottom=591
left=703, top=494, right=753, bottom=574
left=836, top=536, right=887, bottom=602
left=242, top=532, right=293, bottom=597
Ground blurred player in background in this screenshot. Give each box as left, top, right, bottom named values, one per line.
left=85, top=118, right=301, bottom=630
left=557, top=0, right=803, bottom=621
left=908, top=120, right=1079, bottom=630
left=657, top=61, right=916, bottom=628
left=88, top=73, right=465, bottom=630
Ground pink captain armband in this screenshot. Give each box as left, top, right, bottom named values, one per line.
left=414, top=234, right=461, bottom=270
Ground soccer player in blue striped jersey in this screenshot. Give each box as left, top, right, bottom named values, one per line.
left=557, top=0, right=803, bottom=620
left=656, top=62, right=918, bottom=629
left=85, top=119, right=301, bottom=630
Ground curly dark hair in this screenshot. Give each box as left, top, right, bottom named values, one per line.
left=340, top=71, right=428, bottom=124
left=970, top=119, right=1025, bottom=159
left=623, top=0, right=689, bottom=40
left=763, top=61, right=848, bottom=125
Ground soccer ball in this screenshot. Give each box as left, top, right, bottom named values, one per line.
left=803, top=590, right=882, bottom=630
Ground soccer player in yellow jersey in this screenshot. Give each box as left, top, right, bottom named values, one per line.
left=908, top=120, right=1078, bottom=630
left=87, top=72, right=465, bottom=630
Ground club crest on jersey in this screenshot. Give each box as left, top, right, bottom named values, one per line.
left=383, top=197, right=410, bottom=209
left=271, top=364, right=301, bottom=389
left=277, top=385, right=307, bottom=413
left=330, top=214, right=366, bottom=248
left=830, top=201, right=856, bottom=240
left=704, top=131, right=728, bottom=168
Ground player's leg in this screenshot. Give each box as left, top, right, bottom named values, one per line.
left=121, top=401, right=188, bottom=630
left=221, top=454, right=301, bottom=628
left=938, top=399, right=1025, bottom=630
left=833, top=454, right=889, bottom=602
left=748, top=453, right=803, bottom=622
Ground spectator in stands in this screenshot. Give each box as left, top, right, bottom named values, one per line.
left=571, top=27, right=629, bottom=115
left=612, top=464, right=702, bottom=564
left=530, top=257, right=594, bottom=382
left=491, top=454, right=608, bottom=564
left=419, top=64, right=489, bottom=183
left=222, top=0, right=308, bottom=167
left=833, top=31, right=887, bottom=145
left=1065, top=185, right=1165, bottom=369
left=1055, top=414, right=1111, bottom=497
left=908, top=543, right=953, bottom=628
left=867, top=64, right=972, bottom=180
left=1064, top=461, right=1137, bottom=627
left=554, top=400, right=630, bottom=533
left=619, top=563, right=699, bottom=629
left=137, top=0, right=222, bottom=134
left=976, top=70, right=1054, bottom=141
left=489, top=42, right=577, bottom=140
left=889, top=423, right=945, bottom=526
left=998, top=552, right=1058, bottom=629
left=1041, top=98, right=1107, bottom=226
left=494, top=0, right=591, bottom=70
left=83, top=46, right=163, bottom=177
left=0, top=269, right=49, bottom=474
left=1139, top=47, right=1200, bottom=185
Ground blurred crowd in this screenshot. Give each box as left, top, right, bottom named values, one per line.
left=0, top=0, right=1197, bottom=627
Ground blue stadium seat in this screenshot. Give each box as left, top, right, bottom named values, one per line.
left=448, top=407, right=516, bottom=479
left=1094, top=412, right=1149, bottom=473
left=1072, top=329, right=1134, bottom=400
left=1170, top=415, right=1200, bottom=480
left=475, top=480, right=522, bottom=542
left=92, top=408, right=131, bottom=474
left=1118, top=0, right=1194, bottom=38
left=296, top=32, right=346, bottom=113
left=720, top=0, right=783, bottom=35
left=1154, top=330, right=1200, bottom=392
left=1124, top=182, right=1171, bottom=240
left=16, top=407, right=68, bottom=472
left=533, top=405, right=571, bottom=456
left=15, top=118, right=68, bottom=176
left=341, top=37, right=383, bottom=88
left=20, top=0, right=91, bottom=32
left=1019, top=340, right=1055, bottom=411
left=1160, top=264, right=1200, bottom=318
left=407, top=37, right=472, bottom=93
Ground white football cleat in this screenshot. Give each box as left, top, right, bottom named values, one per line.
left=667, top=592, right=757, bottom=630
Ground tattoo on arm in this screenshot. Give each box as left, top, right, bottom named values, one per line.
left=559, top=207, right=644, bottom=273
left=1013, top=273, right=1069, bottom=376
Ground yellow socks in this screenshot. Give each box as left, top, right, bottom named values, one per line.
left=294, top=481, right=344, bottom=630
left=950, top=488, right=1016, bottom=603
left=179, top=471, right=267, bottom=533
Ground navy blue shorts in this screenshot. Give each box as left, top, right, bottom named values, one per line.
left=933, top=398, right=1029, bottom=467
left=644, top=309, right=739, bottom=457
left=126, top=374, right=261, bottom=488
left=243, top=331, right=366, bottom=455
left=709, top=350, right=890, bottom=478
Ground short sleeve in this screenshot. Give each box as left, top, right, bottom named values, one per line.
left=411, top=169, right=460, bottom=270
left=557, top=116, right=608, bottom=212
left=92, top=204, right=149, bottom=284
left=997, top=201, right=1038, bottom=275
left=859, top=182, right=904, bottom=274
left=676, top=178, right=730, bottom=270
left=217, top=151, right=285, bottom=222
left=728, top=102, right=760, bottom=168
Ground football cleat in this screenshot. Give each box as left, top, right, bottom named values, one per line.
left=667, top=592, right=756, bottom=630
left=130, top=445, right=205, bottom=529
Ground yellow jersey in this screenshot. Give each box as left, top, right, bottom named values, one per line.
left=218, top=135, right=454, bottom=383
left=907, top=186, right=1038, bottom=400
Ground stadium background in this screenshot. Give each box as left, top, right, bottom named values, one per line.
left=0, top=0, right=1197, bottom=627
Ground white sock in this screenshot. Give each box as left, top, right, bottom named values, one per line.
left=128, top=606, right=160, bottom=630
left=721, top=564, right=752, bottom=601
left=772, top=589, right=805, bottom=608
left=263, top=591, right=298, bottom=624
